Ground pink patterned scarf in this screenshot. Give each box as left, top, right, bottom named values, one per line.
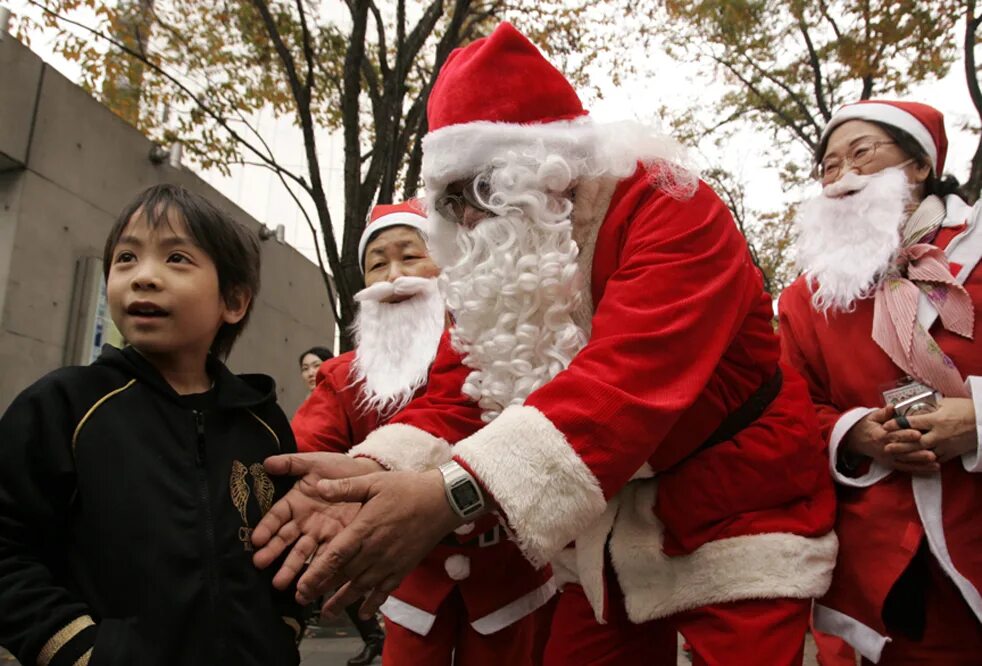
left=872, top=195, right=974, bottom=397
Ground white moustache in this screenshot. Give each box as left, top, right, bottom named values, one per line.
left=822, top=171, right=871, bottom=199
left=354, top=276, right=437, bottom=303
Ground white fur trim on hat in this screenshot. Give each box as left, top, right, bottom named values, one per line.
left=444, top=554, right=470, bottom=581
left=358, top=212, right=430, bottom=272
left=821, top=102, right=939, bottom=173
left=349, top=423, right=452, bottom=471
left=452, top=404, right=607, bottom=568
left=421, top=118, right=691, bottom=193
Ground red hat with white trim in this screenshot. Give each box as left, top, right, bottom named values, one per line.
left=421, top=22, right=589, bottom=190
left=820, top=100, right=948, bottom=175
left=358, top=200, right=429, bottom=273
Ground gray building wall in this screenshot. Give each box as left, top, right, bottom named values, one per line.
left=0, top=37, right=334, bottom=415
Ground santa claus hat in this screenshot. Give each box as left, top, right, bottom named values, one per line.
left=421, top=22, right=593, bottom=190
left=358, top=200, right=429, bottom=272
left=820, top=100, right=947, bottom=175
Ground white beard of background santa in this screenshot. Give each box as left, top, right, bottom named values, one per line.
left=351, top=275, right=445, bottom=418
left=795, top=166, right=911, bottom=314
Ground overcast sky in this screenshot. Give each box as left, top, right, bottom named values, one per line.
left=9, top=3, right=978, bottom=272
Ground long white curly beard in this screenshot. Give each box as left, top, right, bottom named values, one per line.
left=439, top=156, right=589, bottom=422
left=351, top=276, right=445, bottom=418
left=795, top=167, right=911, bottom=314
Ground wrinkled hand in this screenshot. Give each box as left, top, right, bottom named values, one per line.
left=883, top=397, right=978, bottom=464
left=295, top=469, right=467, bottom=618
left=252, top=453, right=383, bottom=589
left=843, top=406, right=937, bottom=475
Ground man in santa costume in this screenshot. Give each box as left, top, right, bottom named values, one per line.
left=255, top=23, right=837, bottom=665
left=287, top=200, right=556, bottom=665
left=779, top=100, right=982, bottom=664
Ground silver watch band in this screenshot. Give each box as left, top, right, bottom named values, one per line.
left=438, top=461, right=485, bottom=519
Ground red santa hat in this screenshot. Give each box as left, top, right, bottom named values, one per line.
left=421, top=22, right=591, bottom=190
left=820, top=100, right=947, bottom=175
left=358, top=200, right=429, bottom=272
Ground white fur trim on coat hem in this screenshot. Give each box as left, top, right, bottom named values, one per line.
left=812, top=603, right=890, bottom=663
left=607, top=480, right=838, bottom=623
left=453, top=405, right=607, bottom=568
left=381, top=596, right=437, bottom=636
left=350, top=423, right=452, bottom=472
left=829, top=407, right=893, bottom=487
left=470, top=579, right=558, bottom=635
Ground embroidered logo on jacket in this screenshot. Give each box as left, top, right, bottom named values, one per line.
left=231, top=460, right=274, bottom=551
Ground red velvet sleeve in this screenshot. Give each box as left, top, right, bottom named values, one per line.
left=388, top=332, right=487, bottom=443
left=777, top=279, right=843, bottom=442
left=522, top=180, right=764, bottom=498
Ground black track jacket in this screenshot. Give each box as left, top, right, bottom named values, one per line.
left=0, top=345, right=304, bottom=666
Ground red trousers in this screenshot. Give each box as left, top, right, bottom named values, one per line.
left=861, top=549, right=982, bottom=666
left=543, top=583, right=810, bottom=666
left=381, top=588, right=539, bottom=666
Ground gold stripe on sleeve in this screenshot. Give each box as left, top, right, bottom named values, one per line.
left=74, top=648, right=93, bottom=666
left=37, top=615, right=95, bottom=666
left=282, top=616, right=302, bottom=641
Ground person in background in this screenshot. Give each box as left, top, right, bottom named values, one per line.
left=780, top=100, right=982, bottom=664
left=288, top=200, right=555, bottom=665
left=0, top=184, right=304, bottom=665
left=299, top=346, right=334, bottom=396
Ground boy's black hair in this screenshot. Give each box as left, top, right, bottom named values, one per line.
left=103, top=184, right=262, bottom=358
left=815, top=121, right=962, bottom=198
left=298, top=346, right=334, bottom=366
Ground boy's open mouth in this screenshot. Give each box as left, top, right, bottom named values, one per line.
left=127, top=302, right=169, bottom=317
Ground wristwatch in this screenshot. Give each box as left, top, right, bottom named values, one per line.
left=438, top=461, right=485, bottom=519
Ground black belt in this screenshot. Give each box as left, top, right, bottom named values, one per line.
left=691, top=366, right=784, bottom=457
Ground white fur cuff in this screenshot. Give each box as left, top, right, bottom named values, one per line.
left=453, top=405, right=606, bottom=567
left=349, top=423, right=452, bottom=472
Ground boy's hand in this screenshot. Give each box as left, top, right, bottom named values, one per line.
left=294, top=469, right=466, bottom=613
left=252, top=453, right=382, bottom=589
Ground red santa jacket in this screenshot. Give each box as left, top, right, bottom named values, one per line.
left=352, top=168, right=838, bottom=624
left=290, top=348, right=555, bottom=636
left=779, top=195, right=982, bottom=663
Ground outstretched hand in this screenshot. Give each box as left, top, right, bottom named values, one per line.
left=295, top=469, right=468, bottom=617
left=251, top=452, right=383, bottom=590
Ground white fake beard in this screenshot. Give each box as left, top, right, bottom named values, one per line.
left=351, top=276, right=445, bottom=418
left=794, top=168, right=911, bottom=314
left=440, top=157, right=589, bottom=421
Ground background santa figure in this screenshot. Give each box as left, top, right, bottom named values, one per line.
left=289, top=200, right=555, bottom=666
left=780, top=100, right=982, bottom=664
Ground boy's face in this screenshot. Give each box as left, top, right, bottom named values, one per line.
left=106, top=210, right=249, bottom=364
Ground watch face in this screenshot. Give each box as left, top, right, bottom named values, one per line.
left=452, top=480, right=481, bottom=509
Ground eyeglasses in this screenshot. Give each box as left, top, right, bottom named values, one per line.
left=434, top=175, right=495, bottom=226
left=815, top=140, right=896, bottom=183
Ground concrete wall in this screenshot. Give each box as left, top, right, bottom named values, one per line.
left=0, top=37, right=334, bottom=415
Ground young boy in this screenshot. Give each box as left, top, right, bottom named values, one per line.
left=0, top=185, right=304, bottom=665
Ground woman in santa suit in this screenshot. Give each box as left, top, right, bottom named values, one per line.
left=779, top=100, right=982, bottom=664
